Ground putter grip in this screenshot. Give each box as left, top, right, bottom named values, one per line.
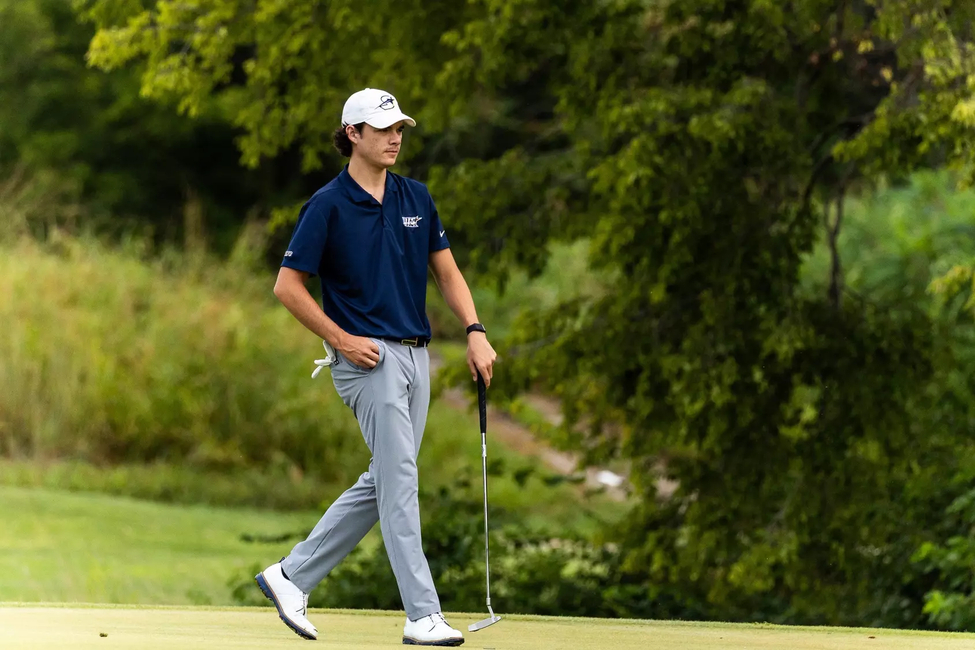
left=477, top=372, right=487, bottom=433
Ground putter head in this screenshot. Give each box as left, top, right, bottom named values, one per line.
left=468, top=614, right=501, bottom=632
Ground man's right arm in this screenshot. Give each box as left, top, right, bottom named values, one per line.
left=273, top=267, right=380, bottom=368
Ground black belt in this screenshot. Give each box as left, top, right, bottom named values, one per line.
left=384, top=337, right=430, bottom=348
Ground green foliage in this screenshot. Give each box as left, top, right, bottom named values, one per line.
left=824, top=172, right=975, bottom=632
left=427, top=240, right=612, bottom=342
left=80, top=0, right=463, bottom=173
left=0, top=0, right=275, bottom=249
left=231, top=477, right=654, bottom=618
left=913, top=488, right=975, bottom=631
left=834, top=2, right=975, bottom=183
left=798, top=170, right=975, bottom=629
left=805, top=170, right=975, bottom=308
left=0, top=233, right=366, bottom=479
left=0, top=231, right=622, bottom=535
left=0, top=459, right=341, bottom=511
left=71, top=0, right=975, bottom=630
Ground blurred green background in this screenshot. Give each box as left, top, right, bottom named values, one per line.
left=5, top=0, right=975, bottom=634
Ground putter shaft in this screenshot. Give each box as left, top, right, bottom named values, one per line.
left=470, top=374, right=502, bottom=633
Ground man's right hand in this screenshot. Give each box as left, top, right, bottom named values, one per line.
left=337, top=335, right=381, bottom=368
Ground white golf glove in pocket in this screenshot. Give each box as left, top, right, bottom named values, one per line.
left=311, top=340, right=337, bottom=379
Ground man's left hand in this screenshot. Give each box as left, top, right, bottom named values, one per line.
left=467, top=332, right=497, bottom=386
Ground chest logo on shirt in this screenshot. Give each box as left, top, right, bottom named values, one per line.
left=402, top=215, right=423, bottom=228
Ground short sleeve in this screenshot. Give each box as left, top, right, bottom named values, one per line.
left=282, top=201, right=329, bottom=276
left=428, top=194, right=450, bottom=253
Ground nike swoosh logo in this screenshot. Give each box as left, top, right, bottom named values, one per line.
left=440, top=230, right=445, bottom=237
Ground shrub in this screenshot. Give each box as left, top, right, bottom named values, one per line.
left=230, top=477, right=652, bottom=619
left=0, top=234, right=368, bottom=485
left=0, top=458, right=342, bottom=511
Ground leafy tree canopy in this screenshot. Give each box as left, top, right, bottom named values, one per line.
left=83, top=0, right=975, bottom=627
left=0, top=0, right=286, bottom=248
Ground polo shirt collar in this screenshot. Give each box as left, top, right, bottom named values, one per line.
left=338, top=165, right=399, bottom=205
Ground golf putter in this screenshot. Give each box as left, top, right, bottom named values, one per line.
left=470, top=372, right=502, bottom=632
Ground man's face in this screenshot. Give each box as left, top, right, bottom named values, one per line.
left=349, top=121, right=406, bottom=168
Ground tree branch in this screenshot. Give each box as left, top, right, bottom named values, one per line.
left=826, top=176, right=850, bottom=309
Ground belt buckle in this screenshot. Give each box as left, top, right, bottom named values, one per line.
left=401, top=337, right=419, bottom=347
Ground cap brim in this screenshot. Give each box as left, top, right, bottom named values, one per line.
left=365, top=111, right=416, bottom=129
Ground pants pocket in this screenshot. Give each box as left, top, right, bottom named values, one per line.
left=340, top=338, right=386, bottom=372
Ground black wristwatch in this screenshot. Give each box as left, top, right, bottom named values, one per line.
left=466, top=323, right=487, bottom=336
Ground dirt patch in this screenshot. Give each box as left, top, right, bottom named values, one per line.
left=431, top=351, right=680, bottom=502
left=431, top=351, right=629, bottom=501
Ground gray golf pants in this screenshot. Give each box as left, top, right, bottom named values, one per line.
left=281, top=339, right=440, bottom=621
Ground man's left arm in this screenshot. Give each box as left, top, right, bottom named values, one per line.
left=429, top=248, right=498, bottom=385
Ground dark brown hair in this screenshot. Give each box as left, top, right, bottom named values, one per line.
left=332, top=123, right=365, bottom=158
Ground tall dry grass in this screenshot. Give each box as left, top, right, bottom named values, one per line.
left=0, top=227, right=367, bottom=483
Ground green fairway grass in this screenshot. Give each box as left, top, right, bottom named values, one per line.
left=2, top=605, right=974, bottom=650
left=0, top=486, right=324, bottom=605
left=0, top=463, right=621, bottom=609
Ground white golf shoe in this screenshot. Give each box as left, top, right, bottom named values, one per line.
left=402, top=612, right=465, bottom=646
left=255, top=562, right=318, bottom=640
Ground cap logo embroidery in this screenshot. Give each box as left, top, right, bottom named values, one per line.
left=378, top=95, right=396, bottom=110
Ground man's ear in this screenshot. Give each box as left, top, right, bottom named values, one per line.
left=346, top=125, right=358, bottom=141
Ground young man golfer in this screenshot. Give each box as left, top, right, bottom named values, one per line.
left=256, top=88, right=497, bottom=646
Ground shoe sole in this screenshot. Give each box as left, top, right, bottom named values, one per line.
left=255, top=572, right=317, bottom=641
left=402, top=636, right=465, bottom=646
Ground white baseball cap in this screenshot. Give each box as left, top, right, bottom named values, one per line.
left=341, top=88, right=416, bottom=129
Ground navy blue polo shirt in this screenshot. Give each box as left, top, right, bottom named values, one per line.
left=281, top=166, right=450, bottom=340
